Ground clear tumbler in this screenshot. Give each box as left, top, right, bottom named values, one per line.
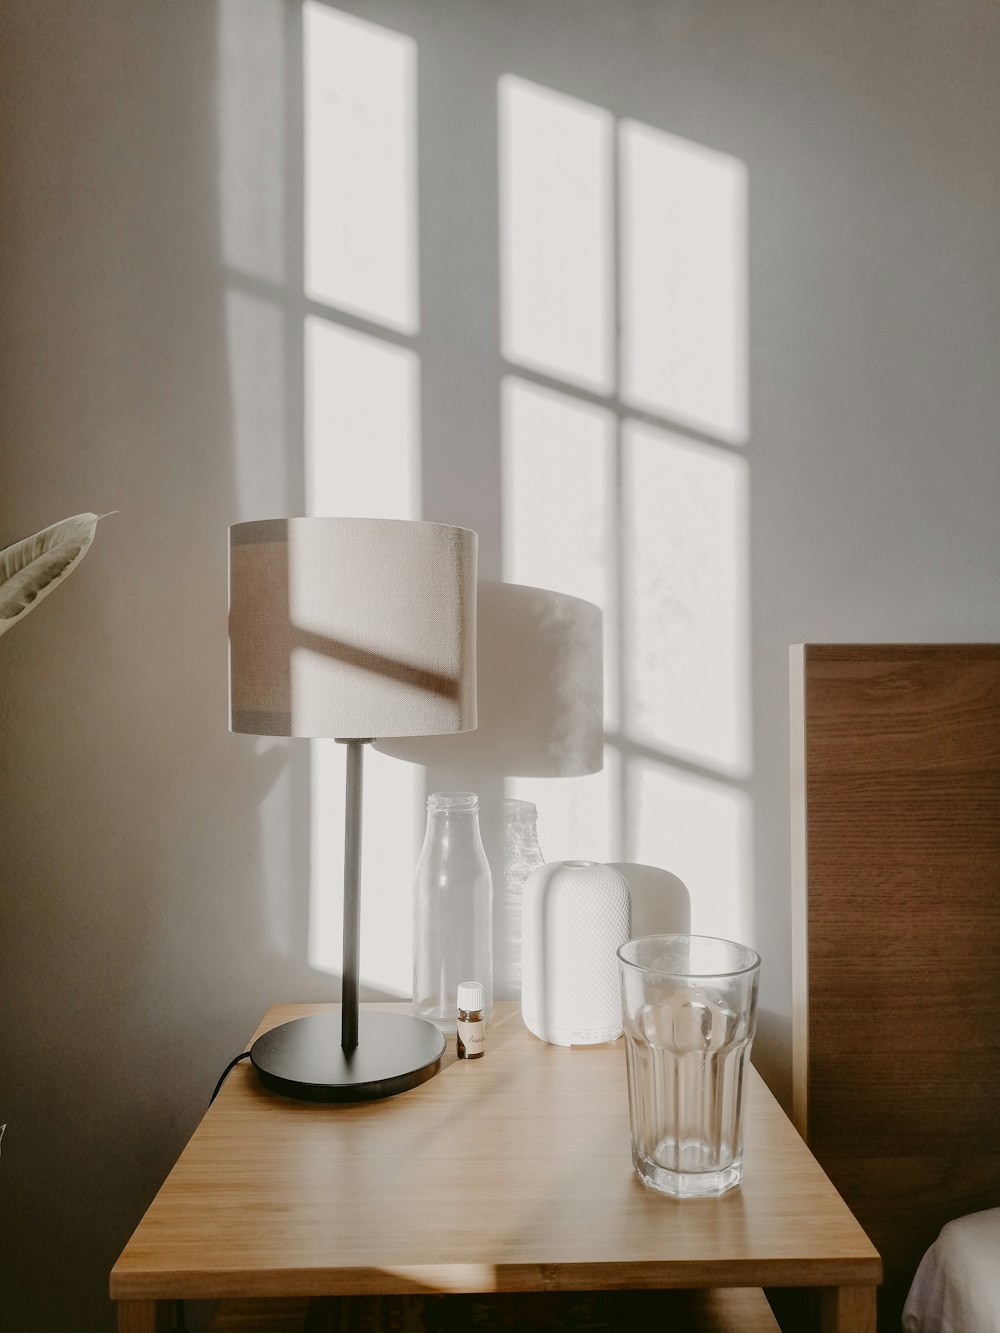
left=412, top=792, right=493, bottom=1033
left=618, top=934, right=760, bottom=1198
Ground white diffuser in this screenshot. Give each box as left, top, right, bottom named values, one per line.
left=521, top=860, right=632, bottom=1046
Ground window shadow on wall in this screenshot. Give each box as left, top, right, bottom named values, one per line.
left=221, top=0, right=755, bottom=1030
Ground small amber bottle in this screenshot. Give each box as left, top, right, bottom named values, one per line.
left=456, top=980, right=486, bottom=1059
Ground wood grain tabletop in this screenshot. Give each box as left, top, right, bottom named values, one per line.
left=112, top=1002, right=880, bottom=1303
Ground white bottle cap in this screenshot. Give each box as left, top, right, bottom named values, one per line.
left=457, top=981, right=484, bottom=1013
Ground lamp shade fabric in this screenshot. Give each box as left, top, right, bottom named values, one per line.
left=229, top=517, right=477, bottom=739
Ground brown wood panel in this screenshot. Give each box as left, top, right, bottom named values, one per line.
left=117, top=1301, right=171, bottom=1333
left=212, top=1298, right=308, bottom=1330
left=791, top=643, right=1000, bottom=1328
left=211, top=1288, right=781, bottom=1332
left=819, top=1284, right=877, bottom=1333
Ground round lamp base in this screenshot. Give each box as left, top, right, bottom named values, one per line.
left=250, top=1010, right=446, bottom=1102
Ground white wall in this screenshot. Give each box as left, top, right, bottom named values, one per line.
left=1, top=2, right=998, bottom=1328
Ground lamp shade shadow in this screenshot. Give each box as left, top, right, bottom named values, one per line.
left=376, top=581, right=603, bottom=777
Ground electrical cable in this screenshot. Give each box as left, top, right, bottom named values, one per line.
left=210, top=1051, right=252, bottom=1106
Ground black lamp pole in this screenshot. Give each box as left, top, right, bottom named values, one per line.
left=247, top=736, right=445, bottom=1101
left=338, top=737, right=369, bottom=1053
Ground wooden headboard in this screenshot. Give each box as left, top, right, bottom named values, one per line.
left=790, top=644, right=1000, bottom=1329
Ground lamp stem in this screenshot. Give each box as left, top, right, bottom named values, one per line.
left=339, top=738, right=371, bottom=1052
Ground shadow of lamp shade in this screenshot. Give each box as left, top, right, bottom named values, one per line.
left=228, top=517, right=478, bottom=1101
left=377, top=582, right=602, bottom=777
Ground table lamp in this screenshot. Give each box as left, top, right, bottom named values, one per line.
left=228, top=517, right=478, bottom=1101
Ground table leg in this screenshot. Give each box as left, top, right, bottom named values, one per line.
left=117, top=1299, right=172, bottom=1333
left=820, top=1285, right=876, bottom=1333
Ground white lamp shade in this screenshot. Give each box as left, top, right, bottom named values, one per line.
left=229, top=517, right=478, bottom=739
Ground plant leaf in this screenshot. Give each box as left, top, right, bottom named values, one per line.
left=0, top=512, right=112, bottom=638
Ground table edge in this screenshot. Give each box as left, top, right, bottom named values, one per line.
left=111, top=1255, right=882, bottom=1301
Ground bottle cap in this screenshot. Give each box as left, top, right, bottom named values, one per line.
left=457, top=981, right=485, bottom=1013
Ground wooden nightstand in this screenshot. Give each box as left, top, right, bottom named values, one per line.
left=112, top=1003, right=880, bottom=1332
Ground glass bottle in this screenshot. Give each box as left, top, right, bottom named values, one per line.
left=499, top=798, right=544, bottom=995
left=412, top=792, right=493, bottom=1032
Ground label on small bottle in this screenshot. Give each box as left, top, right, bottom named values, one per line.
left=457, top=1018, right=485, bottom=1058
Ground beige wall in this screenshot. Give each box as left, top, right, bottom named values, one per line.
left=1, top=1, right=999, bottom=1328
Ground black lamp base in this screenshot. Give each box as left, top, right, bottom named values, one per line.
left=250, top=1010, right=446, bottom=1102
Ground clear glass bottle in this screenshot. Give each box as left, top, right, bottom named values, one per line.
left=412, top=792, right=493, bottom=1032
left=499, top=798, right=544, bottom=995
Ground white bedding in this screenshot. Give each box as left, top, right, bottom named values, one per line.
left=903, top=1207, right=1000, bottom=1333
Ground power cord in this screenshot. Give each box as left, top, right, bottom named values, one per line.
left=210, top=1051, right=252, bottom=1105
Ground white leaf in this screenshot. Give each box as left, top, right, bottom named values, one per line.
left=0, top=512, right=113, bottom=638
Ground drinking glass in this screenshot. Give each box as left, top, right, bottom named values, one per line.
left=618, top=934, right=760, bottom=1198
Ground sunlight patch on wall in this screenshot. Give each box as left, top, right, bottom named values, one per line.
left=303, top=316, right=422, bottom=988
left=620, top=120, right=747, bottom=444
left=303, top=9, right=423, bottom=997
left=631, top=759, right=753, bottom=946
left=501, top=375, right=618, bottom=730
left=623, top=421, right=751, bottom=778
left=304, top=3, right=418, bottom=332
left=498, top=72, right=753, bottom=945
left=499, top=76, right=614, bottom=394
left=305, top=317, right=419, bottom=518
left=502, top=373, right=621, bottom=864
